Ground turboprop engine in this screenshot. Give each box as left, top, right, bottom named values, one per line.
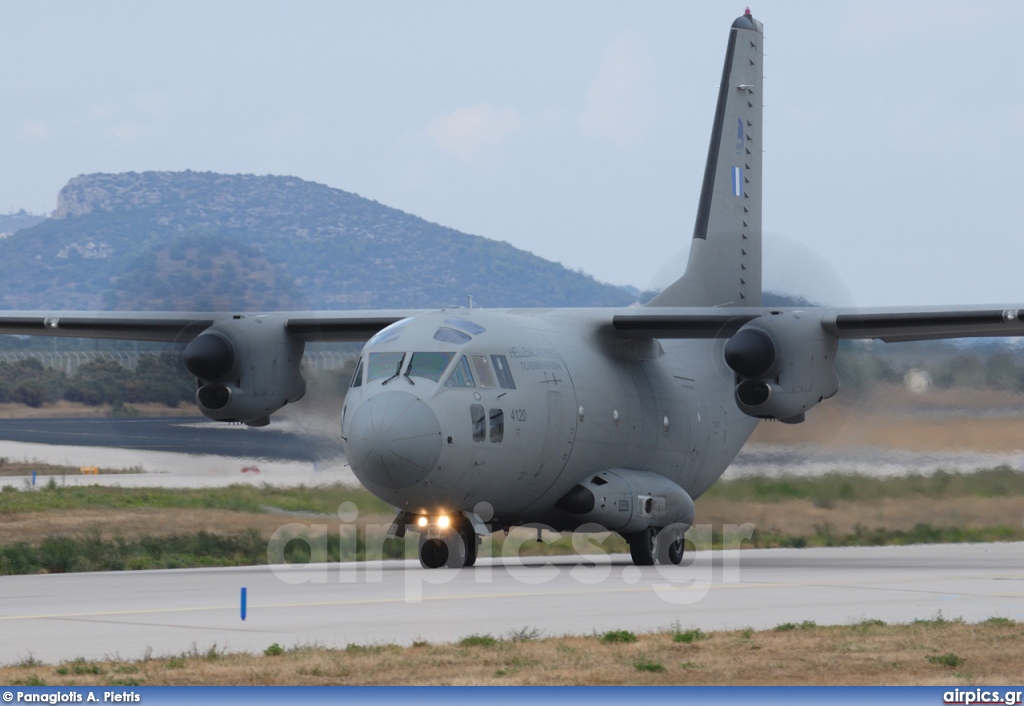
left=183, top=315, right=306, bottom=427
left=723, top=311, right=839, bottom=424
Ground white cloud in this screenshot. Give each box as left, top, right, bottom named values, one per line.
left=578, top=32, right=656, bottom=149
left=22, top=120, right=48, bottom=139
left=425, top=103, right=522, bottom=159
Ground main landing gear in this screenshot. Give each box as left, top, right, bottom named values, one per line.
left=417, top=517, right=478, bottom=569
left=623, top=527, right=685, bottom=566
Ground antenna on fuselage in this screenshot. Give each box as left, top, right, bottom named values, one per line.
left=467, top=295, right=474, bottom=310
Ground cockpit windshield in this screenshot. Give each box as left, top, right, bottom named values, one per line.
left=367, top=352, right=405, bottom=382
left=407, top=352, right=455, bottom=382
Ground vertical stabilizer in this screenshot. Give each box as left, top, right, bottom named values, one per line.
left=650, top=11, right=763, bottom=308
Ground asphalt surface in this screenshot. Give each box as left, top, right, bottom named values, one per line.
left=0, top=416, right=335, bottom=461
left=1, top=542, right=1021, bottom=664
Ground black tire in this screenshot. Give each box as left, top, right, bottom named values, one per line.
left=418, top=535, right=448, bottom=569
left=463, top=525, right=479, bottom=568
left=445, top=522, right=478, bottom=568
left=626, top=527, right=658, bottom=566
left=658, top=532, right=685, bottom=565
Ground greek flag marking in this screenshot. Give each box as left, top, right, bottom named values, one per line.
left=732, top=167, right=743, bottom=197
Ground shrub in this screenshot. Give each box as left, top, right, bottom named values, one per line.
left=927, top=653, right=964, bottom=668
left=673, top=628, right=708, bottom=643
left=601, top=630, right=637, bottom=644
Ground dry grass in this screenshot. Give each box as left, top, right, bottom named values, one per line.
left=695, top=496, right=1024, bottom=539
left=2, top=620, right=1020, bottom=685
left=750, top=386, right=1024, bottom=452
left=0, top=462, right=140, bottom=477
left=0, top=508, right=348, bottom=545
left=0, top=401, right=194, bottom=419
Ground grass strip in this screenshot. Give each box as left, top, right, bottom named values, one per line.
left=702, top=466, right=1024, bottom=504
left=1, top=617, right=1020, bottom=685
left=0, top=480, right=393, bottom=515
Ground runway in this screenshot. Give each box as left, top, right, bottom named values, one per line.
left=0, top=416, right=334, bottom=461
left=1, top=542, right=1021, bottom=664
left=0, top=416, right=356, bottom=488
left=1, top=416, right=1020, bottom=490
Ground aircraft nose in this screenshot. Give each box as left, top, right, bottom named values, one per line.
left=346, top=391, right=442, bottom=489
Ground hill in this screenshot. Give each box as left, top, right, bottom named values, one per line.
left=0, top=172, right=637, bottom=311
left=0, top=210, right=46, bottom=237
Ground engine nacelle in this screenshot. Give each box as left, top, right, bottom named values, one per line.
left=183, top=315, right=306, bottom=426
left=555, top=468, right=695, bottom=534
left=723, top=311, right=839, bottom=423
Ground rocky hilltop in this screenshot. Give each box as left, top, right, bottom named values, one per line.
left=0, top=172, right=636, bottom=311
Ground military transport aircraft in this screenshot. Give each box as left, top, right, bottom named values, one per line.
left=3, top=10, right=1023, bottom=569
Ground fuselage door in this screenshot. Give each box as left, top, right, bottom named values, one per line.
left=680, top=382, right=708, bottom=481
left=526, top=390, right=576, bottom=485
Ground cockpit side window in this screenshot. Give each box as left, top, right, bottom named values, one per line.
left=471, top=404, right=485, bottom=442
left=407, top=352, right=455, bottom=382
left=434, top=327, right=472, bottom=345
left=491, top=354, right=516, bottom=389
left=444, top=355, right=476, bottom=388
left=367, top=352, right=405, bottom=382
left=350, top=357, right=364, bottom=388
left=471, top=355, right=496, bottom=388
left=489, top=408, right=504, bottom=443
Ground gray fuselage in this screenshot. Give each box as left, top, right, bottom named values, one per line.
left=341, top=309, right=757, bottom=531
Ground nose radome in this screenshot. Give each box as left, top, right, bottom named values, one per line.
left=346, top=391, right=442, bottom=489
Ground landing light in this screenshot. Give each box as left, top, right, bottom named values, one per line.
left=417, top=516, right=428, bottom=528
left=437, top=515, right=451, bottom=529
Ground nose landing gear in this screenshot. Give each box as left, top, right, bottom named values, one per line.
left=417, top=517, right=479, bottom=569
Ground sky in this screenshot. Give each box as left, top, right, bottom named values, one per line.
left=2, top=1, right=1023, bottom=307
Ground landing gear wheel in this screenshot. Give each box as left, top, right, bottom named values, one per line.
left=626, top=527, right=658, bottom=566
left=418, top=535, right=448, bottom=569
left=445, top=522, right=478, bottom=568
left=462, top=524, right=479, bottom=568
left=658, top=531, right=685, bottom=565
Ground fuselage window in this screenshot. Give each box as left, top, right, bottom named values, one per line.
left=367, top=352, right=405, bottom=382
left=444, top=317, right=486, bottom=335
left=434, top=327, right=472, bottom=345
left=407, top=352, right=455, bottom=382
left=444, top=356, right=476, bottom=388
left=489, top=408, right=504, bottom=443
left=350, top=357, right=364, bottom=388
left=471, top=404, right=485, bottom=442
left=491, top=354, right=516, bottom=389
left=471, top=355, right=496, bottom=388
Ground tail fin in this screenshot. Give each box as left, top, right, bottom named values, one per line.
left=649, top=11, right=763, bottom=308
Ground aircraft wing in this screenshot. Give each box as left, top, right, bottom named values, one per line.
left=0, top=310, right=416, bottom=343
left=612, top=305, right=1024, bottom=343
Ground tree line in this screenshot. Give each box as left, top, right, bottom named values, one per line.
left=0, top=354, right=193, bottom=408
